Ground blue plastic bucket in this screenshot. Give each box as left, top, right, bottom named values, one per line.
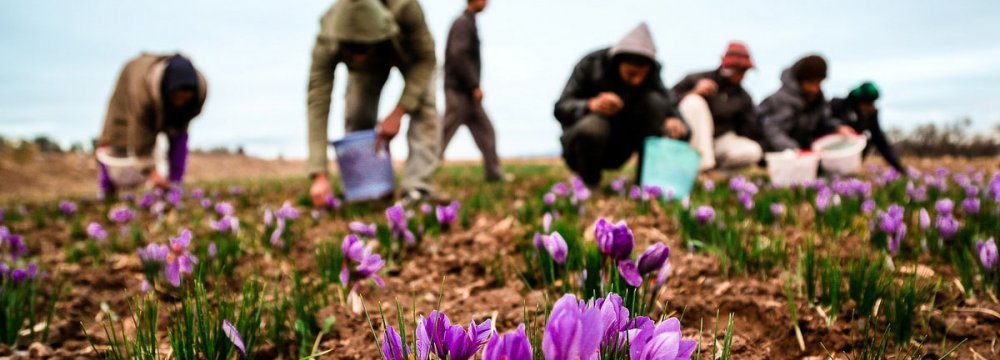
left=639, top=137, right=701, bottom=199
left=330, top=130, right=395, bottom=202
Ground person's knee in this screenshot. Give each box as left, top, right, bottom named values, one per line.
left=722, top=139, right=764, bottom=166
left=566, top=115, right=610, bottom=146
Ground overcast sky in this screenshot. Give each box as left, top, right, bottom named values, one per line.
left=2, top=0, right=998, bottom=162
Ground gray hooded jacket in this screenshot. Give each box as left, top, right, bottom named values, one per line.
left=758, top=68, right=839, bottom=151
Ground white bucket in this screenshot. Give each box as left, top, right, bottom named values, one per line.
left=765, top=150, right=819, bottom=187
left=95, top=147, right=153, bottom=189
left=812, top=134, right=868, bottom=176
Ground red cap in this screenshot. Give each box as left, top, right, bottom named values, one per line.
left=721, top=41, right=753, bottom=70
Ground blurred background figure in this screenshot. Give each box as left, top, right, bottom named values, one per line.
left=307, top=0, right=441, bottom=206
left=673, top=41, right=762, bottom=171
left=831, top=81, right=905, bottom=172
left=554, top=23, right=688, bottom=187
left=440, top=0, right=507, bottom=182
left=758, top=54, right=855, bottom=152
left=96, top=53, right=207, bottom=198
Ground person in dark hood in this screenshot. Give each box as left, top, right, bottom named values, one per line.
left=758, top=55, right=855, bottom=152
left=831, top=82, right=905, bottom=172
left=96, top=53, right=207, bottom=198
left=554, top=23, right=688, bottom=187
left=673, top=41, right=762, bottom=171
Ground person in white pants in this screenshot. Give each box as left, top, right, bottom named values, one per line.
left=673, top=42, right=763, bottom=171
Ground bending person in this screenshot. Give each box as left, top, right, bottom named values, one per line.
left=307, top=0, right=440, bottom=205
left=96, top=53, right=207, bottom=198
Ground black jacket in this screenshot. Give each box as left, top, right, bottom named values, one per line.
left=444, top=10, right=481, bottom=92
left=672, top=69, right=760, bottom=140
left=830, top=97, right=904, bottom=171
left=758, top=68, right=840, bottom=151
left=553, top=48, right=681, bottom=129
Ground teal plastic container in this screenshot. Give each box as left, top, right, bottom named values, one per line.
left=639, top=137, right=701, bottom=199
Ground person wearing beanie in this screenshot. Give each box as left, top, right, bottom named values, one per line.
left=672, top=41, right=763, bottom=171
left=758, top=54, right=856, bottom=151
left=96, top=53, right=207, bottom=197
left=441, top=0, right=508, bottom=182
left=307, top=0, right=441, bottom=205
left=554, top=22, right=689, bottom=187
left=831, top=81, right=905, bottom=172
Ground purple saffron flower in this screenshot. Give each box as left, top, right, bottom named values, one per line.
left=703, top=179, right=715, bottom=192
left=978, top=238, right=998, bottom=270
left=416, top=311, right=492, bottom=360
left=617, top=260, right=643, bottom=287
left=935, top=199, right=954, bottom=215
left=342, top=234, right=366, bottom=262
left=263, top=208, right=274, bottom=227
left=962, top=198, right=981, bottom=215
left=137, top=192, right=155, bottom=209
left=274, top=201, right=299, bottom=220
left=223, top=320, right=246, bottom=355
left=436, top=201, right=460, bottom=227
left=637, top=243, right=670, bottom=276
left=59, top=200, right=78, bottom=215
left=861, top=199, right=876, bottom=214
left=644, top=185, right=663, bottom=200
left=936, top=215, right=960, bottom=240
left=166, top=189, right=183, bottom=206
left=165, top=229, right=196, bottom=287
left=551, top=182, right=570, bottom=197
left=611, top=178, right=627, bottom=193
left=1, top=227, right=27, bottom=260
left=209, top=215, right=240, bottom=234
left=325, top=194, right=341, bottom=210
left=918, top=208, right=931, bottom=231
left=200, top=199, right=213, bottom=209
left=349, top=221, right=377, bottom=238
left=543, top=212, right=553, bottom=233
left=628, top=317, right=697, bottom=360
left=816, top=187, right=833, bottom=212
left=86, top=222, right=108, bottom=242
left=386, top=203, right=415, bottom=243
left=207, top=242, right=217, bottom=258
left=542, top=294, right=603, bottom=360
left=694, top=206, right=715, bottom=224
left=543, top=231, right=568, bottom=265
left=877, top=204, right=906, bottom=235
left=214, top=202, right=235, bottom=216
left=770, top=203, right=786, bottom=217
left=629, top=185, right=643, bottom=200
left=108, top=206, right=135, bottom=224
left=594, top=293, right=630, bottom=347
left=543, top=192, right=557, bottom=205
left=888, top=224, right=907, bottom=256
left=269, top=219, right=286, bottom=248
left=191, top=188, right=205, bottom=199
left=228, top=186, right=243, bottom=196
left=594, top=218, right=634, bottom=261
left=483, top=324, right=531, bottom=360
left=356, top=252, right=386, bottom=288
left=381, top=325, right=410, bottom=360
left=421, top=203, right=433, bottom=215
left=655, top=261, right=672, bottom=287
left=137, top=243, right=169, bottom=263
left=737, top=192, right=754, bottom=210
left=10, top=267, right=29, bottom=282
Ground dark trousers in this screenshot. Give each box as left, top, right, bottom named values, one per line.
left=441, top=88, right=502, bottom=180
left=560, top=91, right=670, bottom=186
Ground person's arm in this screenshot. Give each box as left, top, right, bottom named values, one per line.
left=670, top=74, right=698, bottom=99
left=553, top=57, right=595, bottom=128
left=867, top=110, right=905, bottom=171
left=445, top=16, right=479, bottom=93
left=760, top=100, right=800, bottom=151
left=306, top=37, right=338, bottom=177
left=395, top=1, right=436, bottom=113
left=739, top=97, right=762, bottom=142
left=819, top=102, right=845, bottom=135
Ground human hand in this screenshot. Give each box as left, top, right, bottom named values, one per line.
left=837, top=125, right=858, bottom=137
left=693, top=79, right=718, bottom=97
left=147, top=169, right=169, bottom=189
left=375, top=105, right=406, bottom=150
left=473, top=88, right=484, bottom=103
left=663, top=117, right=688, bottom=139
left=310, top=174, right=333, bottom=207
left=587, top=92, right=624, bottom=117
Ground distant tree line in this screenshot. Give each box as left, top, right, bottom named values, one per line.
left=0, top=135, right=244, bottom=156
left=888, top=118, right=1000, bottom=157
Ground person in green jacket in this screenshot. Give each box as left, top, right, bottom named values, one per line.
left=831, top=82, right=905, bottom=172
left=307, top=0, right=440, bottom=205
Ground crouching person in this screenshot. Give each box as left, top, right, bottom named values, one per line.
left=554, top=23, right=688, bottom=187
left=758, top=55, right=854, bottom=152
left=831, top=82, right=905, bottom=172
left=673, top=41, right=762, bottom=171
left=96, top=53, right=207, bottom=198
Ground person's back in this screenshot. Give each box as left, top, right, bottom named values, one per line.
left=831, top=82, right=904, bottom=172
